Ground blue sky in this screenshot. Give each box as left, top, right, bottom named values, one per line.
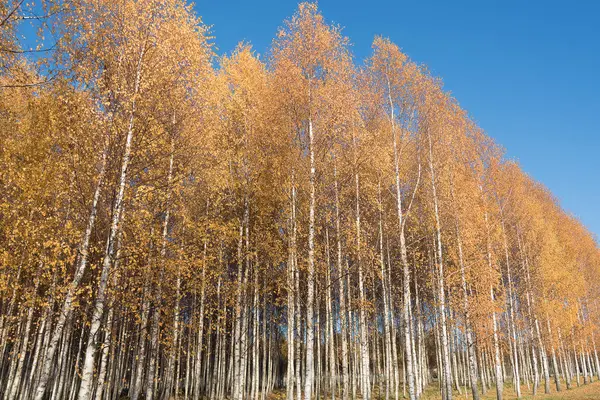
left=196, top=0, right=600, bottom=239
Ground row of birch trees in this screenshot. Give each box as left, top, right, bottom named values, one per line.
left=1, top=1, right=600, bottom=400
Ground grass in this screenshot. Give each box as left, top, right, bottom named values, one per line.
left=257, top=379, right=600, bottom=400
left=420, top=380, right=600, bottom=400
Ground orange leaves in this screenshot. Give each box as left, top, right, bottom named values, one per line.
left=1, top=5, right=599, bottom=395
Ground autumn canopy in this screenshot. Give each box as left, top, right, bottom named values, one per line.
left=1, top=1, right=599, bottom=400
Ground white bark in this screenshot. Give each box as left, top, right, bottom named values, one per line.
left=304, top=115, right=316, bottom=400
left=482, top=188, right=503, bottom=400
left=287, top=179, right=297, bottom=400
left=7, top=263, right=41, bottom=400
left=353, top=135, right=370, bottom=400
left=498, top=215, right=521, bottom=398
left=378, top=180, right=393, bottom=400
left=387, top=75, right=416, bottom=400
left=334, top=161, right=349, bottom=400
left=427, top=128, right=452, bottom=400
left=78, top=44, right=145, bottom=400
left=452, top=195, right=479, bottom=400
left=33, top=128, right=110, bottom=400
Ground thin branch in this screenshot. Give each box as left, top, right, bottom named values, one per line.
left=0, top=0, right=25, bottom=27
left=0, top=74, right=56, bottom=88
left=14, top=8, right=65, bottom=21
left=0, top=44, right=56, bottom=54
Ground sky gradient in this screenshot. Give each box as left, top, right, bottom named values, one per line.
left=196, top=0, right=600, bottom=240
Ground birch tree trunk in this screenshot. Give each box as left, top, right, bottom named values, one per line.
left=145, top=139, right=175, bottom=400
left=378, top=180, right=393, bottom=400
left=287, top=175, right=298, bottom=400
left=501, top=219, right=521, bottom=398
left=325, top=227, right=337, bottom=399
left=7, top=263, right=41, bottom=400
left=233, top=222, right=245, bottom=400
left=427, top=128, right=452, bottom=400
left=304, top=112, right=316, bottom=400
left=353, top=135, right=371, bottom=400
left=482, top=190, right=503, bottom=400
left=334, top=160, right=350, bottom=400
left=77, top=45, right=145, bottom=400
left=387, top=76, right=416, bottom=400
left=453, top=204, right=480, bottom=400
left=517, top=228, right=540, bottom=396
left=33, top=128, right=110, bottom=400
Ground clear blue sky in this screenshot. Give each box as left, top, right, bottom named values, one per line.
left=196, top=0, right=600, bottom=240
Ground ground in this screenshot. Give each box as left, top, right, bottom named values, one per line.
left=420, top=380, right=600, bottom=400
left=260, top=381, right=600, bottom=400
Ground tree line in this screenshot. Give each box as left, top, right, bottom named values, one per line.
left=1, top=1, right=599, bottom=400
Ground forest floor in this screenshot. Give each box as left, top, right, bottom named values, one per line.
left=420, top=379, right=600, bottom=400
left=265, top=381, right=600, bottom=400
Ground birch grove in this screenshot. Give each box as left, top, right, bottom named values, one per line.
left=1, top=1, right=600, bottom=399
